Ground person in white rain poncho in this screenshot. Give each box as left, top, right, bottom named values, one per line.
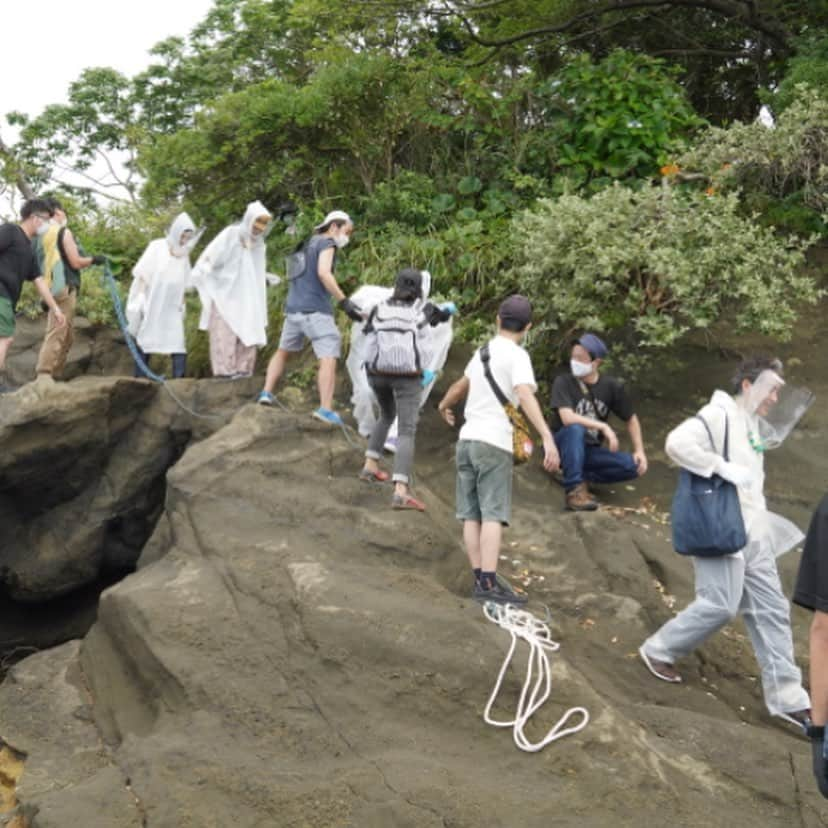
left=346, top=269, right=456, bottom=449
left=192, top=202, right=273, bottom=378
left=640, top=356, right=812, bottom=729
left=126, top=213, right=201, bottom=378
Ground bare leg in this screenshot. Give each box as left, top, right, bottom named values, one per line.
left=318, top=356, right=337, bottom=410
left=463, top=520, right=482, bottom=570
left=263, top=349, right=291, bottom=393
left=480, top=520, right=503, bottom=573
left=0, top=336, right=13, bottom=375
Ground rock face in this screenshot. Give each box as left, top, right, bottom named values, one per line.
left=2, top=393, right=826, bottom=827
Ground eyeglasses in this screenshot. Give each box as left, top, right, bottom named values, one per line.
left=34, top=213, right=50, bottom=221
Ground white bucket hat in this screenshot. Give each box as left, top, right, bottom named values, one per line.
left=314, top=210, right=352, bottom=231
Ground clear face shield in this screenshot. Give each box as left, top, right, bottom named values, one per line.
left=740, top=369, right=814, bottom=450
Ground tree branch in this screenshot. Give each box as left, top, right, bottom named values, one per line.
left=0, top=132, right=35, bottom=201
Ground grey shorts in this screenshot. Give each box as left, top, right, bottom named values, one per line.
left=278, top=312, right=341, bottom=358
left=455, top=439, right=513, bottom=526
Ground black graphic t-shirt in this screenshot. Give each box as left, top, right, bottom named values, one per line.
left=549, top=373, right=635, bottom=444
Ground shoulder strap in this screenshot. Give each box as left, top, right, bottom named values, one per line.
left=480, top=342, right=509, bottom=408
left=696, top=411, right=731, bottom=460
left=56, top=226, right=69, bottom=265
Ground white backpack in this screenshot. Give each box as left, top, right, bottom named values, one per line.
left=364, top=300, right=432, bottom=375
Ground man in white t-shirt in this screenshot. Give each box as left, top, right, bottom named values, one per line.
left=437, top=295, right=560, bottom=604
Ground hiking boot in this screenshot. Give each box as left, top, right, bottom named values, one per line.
left=473, top=579, right=528, bottom=606
left=565, top=482, right=599, bottom=511
left=312, top=407, right=344, bottom=426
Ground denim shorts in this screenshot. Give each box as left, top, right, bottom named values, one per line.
left=278, top=312, right=341, bottom=358
left=455, top=439, right=514, bottom=526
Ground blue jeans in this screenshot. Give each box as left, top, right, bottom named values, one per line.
left=134, top=348, right=186, bottom=379
left=554, top=424, right=638, bottom=490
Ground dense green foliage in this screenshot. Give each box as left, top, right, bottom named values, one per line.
left=2, top=0, right=826, bottom=377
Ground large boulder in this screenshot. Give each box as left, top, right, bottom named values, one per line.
left=2, top=401, right=825, bottom=827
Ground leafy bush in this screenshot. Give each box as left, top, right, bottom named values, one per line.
left=538, top=50, right=704, bottom=190
left=509, top=183, right=820, bottom=362
left=679, top=86, right=828, bottom=235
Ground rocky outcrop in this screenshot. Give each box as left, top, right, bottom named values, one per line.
left=2, top=396, right=825, bottom=827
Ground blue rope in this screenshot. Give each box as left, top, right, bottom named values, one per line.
left=102, top=260, right=165, bottom=383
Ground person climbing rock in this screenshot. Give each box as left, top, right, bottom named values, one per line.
left=640, top=356, right=811, bottom=731
left=549, top=333, right=647, bottom=511
left=0, top=198, right=66, bottom=391
left=192, top=201, right=273, bottom=378
left=438, top=295, right=559, bottom=604
left=34, top=198, right=104, bottom=381
left=258, top=210, right=361, bottom=425
left=357, top=268, right=454, bottom=512
left=126, top=212, right=201, bottom=379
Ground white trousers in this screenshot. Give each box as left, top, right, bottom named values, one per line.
left=643, top=540, right=809, bottom=716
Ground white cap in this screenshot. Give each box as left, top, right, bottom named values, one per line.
left=314, top=210, right=352, bottom=231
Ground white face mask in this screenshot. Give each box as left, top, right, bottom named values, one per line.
left=571, top=359, right=593, bottom=378
left=35, top=220, right=49, bottom=236
left=334, top=234, right=350, bottom=249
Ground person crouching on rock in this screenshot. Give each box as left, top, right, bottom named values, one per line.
left=437, top=295, right=560, bottom=604
left=549, top=333, right=647, bottom=511
left=126, top=213, right=201, bottom=379
left=0, top=199, right=66, bottom=392
left=192, top=201, right=273, bottom=378
left=357, top=268, right=454, bottom=512
left=639, top=356, right=811, bottom=731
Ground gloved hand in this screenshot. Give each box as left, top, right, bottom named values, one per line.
left=421, top=369, right=437, bottom=388
left=714, top=459, right=753, bottom=487
left=440, top=302, right=457, bottom=316
left=91, top=254, right=107, bottom=265
left=338, top=297, right=364, bottom=322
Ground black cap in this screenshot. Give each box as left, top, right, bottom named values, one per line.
left=498, top=294, right=532, bottom=329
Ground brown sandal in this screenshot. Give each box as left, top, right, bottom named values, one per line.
left=639, top=646, right=683, bottom=683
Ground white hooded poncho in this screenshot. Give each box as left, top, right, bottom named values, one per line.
left=665, top=389, right=804, bottom=557
left=126, top=212, right=196, bottom=354
left=192, top=201, right=270, bottom=347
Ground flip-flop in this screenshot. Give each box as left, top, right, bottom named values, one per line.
left=359, top=467, right=391, bottom=483
left=639, top=645, right=683, bottom=684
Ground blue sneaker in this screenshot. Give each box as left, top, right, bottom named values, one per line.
left=312, top=407, right=343, bottom=426
left=257, top=390, right=274, bottom=406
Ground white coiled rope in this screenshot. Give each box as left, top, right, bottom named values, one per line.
left=482, top=602, right=590, bottom=752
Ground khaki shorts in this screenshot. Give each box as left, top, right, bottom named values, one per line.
left=0, top=297, right=15, bottom=338
left=455, top=439, right=514, bottom=526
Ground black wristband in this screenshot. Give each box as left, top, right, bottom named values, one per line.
left=807, top=724, right=825, bottom=739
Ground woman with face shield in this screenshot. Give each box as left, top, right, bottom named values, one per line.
left=191, top=201, right=273, bottom=378
left=640, top=356, right=813, bottom=730
left=126, top=212, right=202, bottom=379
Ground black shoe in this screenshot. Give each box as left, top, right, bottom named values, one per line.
left=473, top=580, right=528, bottom=605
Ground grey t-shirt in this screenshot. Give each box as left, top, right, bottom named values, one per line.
left=285, top=235, right=337, bottom=316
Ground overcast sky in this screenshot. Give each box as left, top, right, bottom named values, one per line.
left=2, top=0, right=215, bottom=124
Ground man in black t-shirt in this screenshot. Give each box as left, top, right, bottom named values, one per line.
left=793, top=495, right=828, bottom=798
left=549, top=333, right=648, bottom=511
left=0, top=199, right=66, bottom=390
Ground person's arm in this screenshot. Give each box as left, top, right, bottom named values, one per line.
left=559, top=406, right=619, bottom=451
left=60, top=228, right=95, bottom=270
left=33, top=277, right=66, bottom=325
left=317, top=247, right=345, bottom=302
left=516, top=384, right=560, bottom=472
left=437, top=375, right=470, bottom=427
left=626, top=413, right=648, bottom=475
